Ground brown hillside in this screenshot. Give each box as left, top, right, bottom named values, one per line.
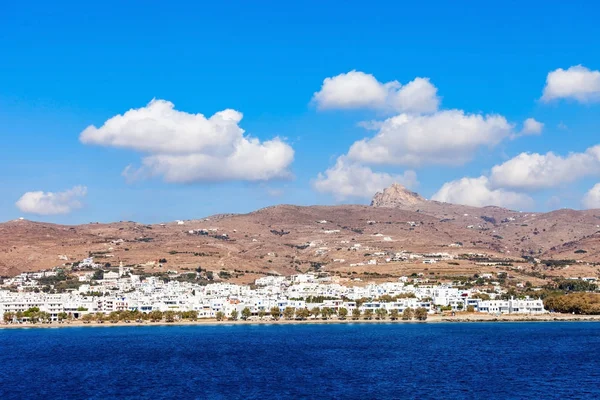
left=1, top=185, right=600, bottom=281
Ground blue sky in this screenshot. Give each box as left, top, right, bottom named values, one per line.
left=2, top=1, right=600, bottom=224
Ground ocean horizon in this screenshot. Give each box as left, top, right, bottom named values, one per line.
left=1, top=322, right=599, bottom=399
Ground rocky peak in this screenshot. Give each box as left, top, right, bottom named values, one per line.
left=370, top=183, right=426, bottom=208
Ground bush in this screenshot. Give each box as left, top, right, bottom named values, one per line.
left=544, top=293, right=600, bottom=314
left=556, top=279, right=597, bottom=292
left=218, top=271, right=231, bottom=279
left=414, top=308, right=428, bottom=320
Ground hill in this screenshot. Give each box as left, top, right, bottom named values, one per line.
left=1, top=184, right=600, bottom=284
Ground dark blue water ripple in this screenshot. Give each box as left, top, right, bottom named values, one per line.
left=1, top=322, right=599, bottom=399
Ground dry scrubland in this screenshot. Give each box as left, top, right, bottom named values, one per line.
left=1, top=185, right=600, bottom=288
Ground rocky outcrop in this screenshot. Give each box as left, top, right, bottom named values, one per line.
left=370, top=183, right=426, bottom=208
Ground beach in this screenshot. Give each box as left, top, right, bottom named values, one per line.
left=2, top=313, right=600, bottom=329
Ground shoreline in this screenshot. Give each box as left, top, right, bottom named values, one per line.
left=2, top=313, right=600, bottom=329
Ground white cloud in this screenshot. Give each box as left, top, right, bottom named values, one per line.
left=490, top=146, right=600, bottom=191
left=80, top=99, right=294, bottom=183
left=313, top=157, right=417, bottom=200
left=312, top=71, right=439, bottom=114
left=356, top=120, right=383, bottom=131
left=432, top=177, right=533, bottom=209
left=583, top=184, right=600, bottom=209
left=16, top=186, right=87, bottom=215
left=541, top=65, right=600, bottom=103
left=122, top=137, right=293, bottom=183
left=347, top=110, right=514, bottom=167
left=521, top=118, right=544, bottom=135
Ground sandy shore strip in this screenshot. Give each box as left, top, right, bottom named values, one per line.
left=2, top=313, right=600, bottom=329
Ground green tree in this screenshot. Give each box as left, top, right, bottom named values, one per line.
left=258, top=309, right=266, bottom=319
left=120, top=310, right=134, bottom=322
left=557, top=279, right=598, bottom=292
left=81, top=314, right=93, bottom=323
left=23, top=307, right=40, bottom=320
left=310, top=307, right=321, bottom=319
left=241, top=307, right=251, bottom=320
left=544, top=293, right=600, bottom=314
left=363, top=309, right=374, bottom=320
left=283, top=307, right=295, bottom=320
left=57, top=312, right=68, bottom=322
left=187, top=310, right=198, bottom=321
left=389, top=309, right=399, bottom=320
left=38, top=312, right=50, bottom=323
left=296, top=308, right=310, bottom=320
left=375, top=308, right=388, bottom=320
left=129, top=310, right=141, bottom=321
left=24, top=308, right=40, bottom=323
left=230, top=309, right=239, bottom=321
left=414, top=307, right=428, bottom=320
left=95, top=312, right=106, bottom=323
left=351, top=308, right=361, bottom=320
left=270, top=307, right=281, bottom=320
left=466, top=305, right=475, bottom=313
left=164, top=311, right=176, bottom=322
left=109, top=311, right=120, bottom=323
left=377, top=294, right=395, bottom=302
left=402, top=308, right=414, bottom=320
left=338, top=307, right=348, bottom=320
left=149, top=310, right=163, bottom=322
left=215, top=311, right=225, bottom=321
left=321, top=307, right=335, bottom=320
left=3, top=312, right=14, bottom=323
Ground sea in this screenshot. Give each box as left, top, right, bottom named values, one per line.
left=1, top=322, right=599, bottom=399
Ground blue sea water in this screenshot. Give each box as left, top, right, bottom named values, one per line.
left=1, top=322, right=599, bottom=399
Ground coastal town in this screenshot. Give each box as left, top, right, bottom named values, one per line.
left=2, top=186, right=600, bottom=325
left=1, top=258, right=550, bottom=325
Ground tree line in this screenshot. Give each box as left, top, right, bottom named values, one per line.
left=215, top=306, right=429, bottom=321
left=544, top=293, right=600, bottom=315
left=3, top=307, right=430, bottom=324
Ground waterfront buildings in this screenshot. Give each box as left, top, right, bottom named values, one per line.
left=0, top=270, right=546, bottom=322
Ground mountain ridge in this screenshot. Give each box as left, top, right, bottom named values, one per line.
left=371, top=183, right=426, bottom=208
left=1, top=185, right=600, bottom=282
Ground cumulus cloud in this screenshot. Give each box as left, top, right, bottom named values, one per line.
left=432, top=177, right=533, bottom=210
left=80, top=99, right=294, bottom=183
left=489, top=146, right=600, bottom=191
left=347, top=110, right=514, bottom=167
left=583, top=184, right=600, bottom=209
left=521, top=118, right=544, bottom=135
left=122, top=138, right=294, bottom=183
left=312, top=71, right=440, bottom=114
left=313, top=157, right=418, bottom=200
left=16, top=186, right=87, bottom=215
left=541, top=65, right=600, bottom=103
